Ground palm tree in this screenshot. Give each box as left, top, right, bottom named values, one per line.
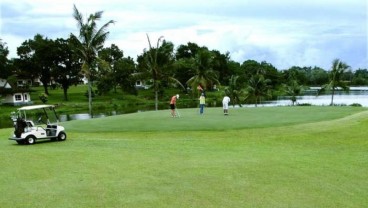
left=70, top=5, right=115, bottom=115
left=145, top=34, right=164, bottom=111
left=225, top=75, right=243, bottom=107
left=245, top=73, right=271, bottom=107
left=319, top=59, right=350, bottom=105
left=284, top=70, right=306, bottom=106
left=284, top=80, right=305, bottom=106
left=186, top=49, right=220, bottom=94
left=145, top=34, right=184, bottom=111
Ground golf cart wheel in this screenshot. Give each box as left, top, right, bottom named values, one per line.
left=25, top=136, right=36, bottom=145
left=58, top=132, right=67, bottom=141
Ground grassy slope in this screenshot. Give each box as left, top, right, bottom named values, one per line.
left=0, top=106, right=367, bottom=207
left=63, top=106, right=364, bottom=132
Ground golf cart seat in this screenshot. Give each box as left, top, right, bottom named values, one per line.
left=47, top=124, right=57, bottom=129
left=46, top=124, right=57, bottom=136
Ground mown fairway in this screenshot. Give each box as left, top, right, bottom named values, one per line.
left=1, top=106, right=367, bottom=207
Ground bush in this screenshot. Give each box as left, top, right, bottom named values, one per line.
left=39, top=93, right=48, bottom=103
left=96, top=80, right=113, bottom=95
left=349, top=103, right=362, bottom=107
left=297, top=103, right=312, bottom=106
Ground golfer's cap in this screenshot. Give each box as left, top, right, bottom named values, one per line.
left=176, top=94, right=179, bottom=99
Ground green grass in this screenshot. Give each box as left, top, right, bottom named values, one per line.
left=0, top=106, right=367, bottom=207
left=63, top=106, right=364, bottom=132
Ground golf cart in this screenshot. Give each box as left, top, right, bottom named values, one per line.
left=9, top=104, right=67, bottom=145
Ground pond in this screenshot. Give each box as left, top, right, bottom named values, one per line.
left=58, top=104, right=160, bottom=122
left=258, top=87, right=368, bottom=107
left=59, top=111, right=133, bottom=122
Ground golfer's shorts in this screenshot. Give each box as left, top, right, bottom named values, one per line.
left=170, top=104, right=175, bottom=109
left=223, top=103, right=229, bottom=109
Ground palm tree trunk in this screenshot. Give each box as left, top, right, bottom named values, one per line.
left=88, top=81, right=92, bottom=115
left=330, top=88, right=335, bottom=106
left=154, top=80, right=158, bottom=111
left=255, top=96, right=258, bottom=107
left=155, top=90, right=158, bottom=111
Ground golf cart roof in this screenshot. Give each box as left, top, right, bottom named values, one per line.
left=18, top=105, right=55, bottom=111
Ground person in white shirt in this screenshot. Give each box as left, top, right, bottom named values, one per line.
left=222, top=95, right=231, bottom=115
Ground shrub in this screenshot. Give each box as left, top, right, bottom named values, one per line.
left=297, top=103, right=312, bottom=106
left=39, top=93, right=48, bottom=103
left=349, top=103, right=362, bottom=107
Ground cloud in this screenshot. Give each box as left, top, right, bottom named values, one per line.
left=0, top=0, right=366, bottom=70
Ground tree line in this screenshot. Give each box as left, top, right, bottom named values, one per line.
left=1, top=6, right=367, bottom=112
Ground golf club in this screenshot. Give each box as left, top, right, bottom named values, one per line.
left=175, top=108, right=181, bottom=118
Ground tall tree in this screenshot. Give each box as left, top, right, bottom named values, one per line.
left=175, top=42, right=201, bottom=59
left=319, top=59, right=350, bottom=105
left=70, top=5, right=115, bottom=115
left=0, top=39, right=11, bottom=78
left=98, top=44, right=124, bottom=93
left=225, top=75, right=243, bottom=107
left=241, top=60, right=262, bottom=79
left=282, top=69, right=307, bottom=106
left=145, top=34, right=165, bottom=111
left=284, top=80, right=305, bottom=106
left=173, top=58, right=195, bottom=91
left=352, top=69, right=368, bottom=85
left=142, top=34, right=183, bottom=110
left=115, top=57, right=137, bottom=94
left=227, top=60, right=242, bottom=79
left=259, top=61, right=280, bottom=89
left=52, top=38, right=83, bottom=101
left=244, top=68, right=272, bottom=107
left=97, top=45, right=136, bottom=96
left=174, top=42, right=201, bottom=90
left=211, top=50, right=231, bottom=84
left=186, top=48, right=220, bottom=94
left=309, top=67, right=329, bottom=86
left=16, top=34, right=56, bottom=95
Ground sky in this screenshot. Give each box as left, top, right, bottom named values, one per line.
left=0, top=0, right=367, bottom=70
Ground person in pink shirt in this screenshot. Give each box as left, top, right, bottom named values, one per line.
left=170, top=94, right=179, bottom=117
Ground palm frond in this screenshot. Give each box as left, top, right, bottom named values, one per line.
left=93, top=11, right=103, bottom=20
left=72, top=5, right=84, bottom=30
left=168, top=77, right=185, bottom=89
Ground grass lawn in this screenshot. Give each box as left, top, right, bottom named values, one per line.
left=0, top=106, right=367, bottom=207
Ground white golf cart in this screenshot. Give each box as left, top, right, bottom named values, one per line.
left=9, top=104, right=67, bottom=145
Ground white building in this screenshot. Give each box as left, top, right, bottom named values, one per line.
left=0, top=78, right=33, bottom=106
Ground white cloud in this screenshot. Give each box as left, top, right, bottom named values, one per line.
left=1, top=0, right=366, bottom=69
